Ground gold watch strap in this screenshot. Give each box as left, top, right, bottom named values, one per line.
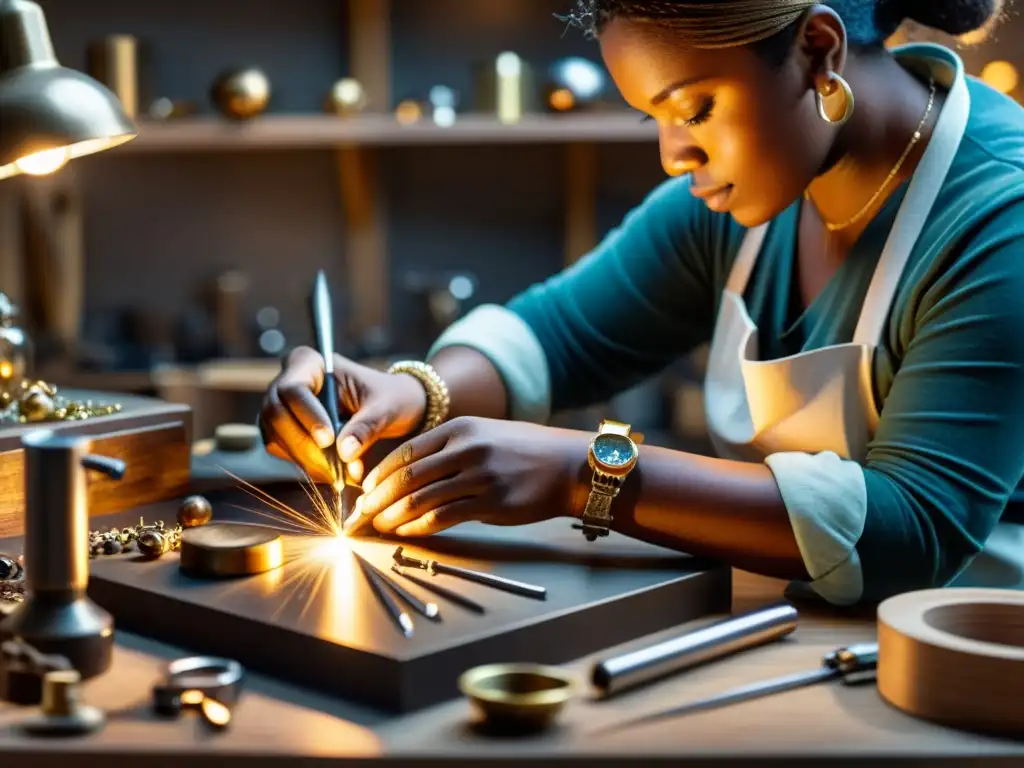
left=579, top=419, right=636, bottom=541
left=580, top=475, right=621, bottom=541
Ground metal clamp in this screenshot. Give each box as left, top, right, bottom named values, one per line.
left=153, top=656, right=245, bottom=718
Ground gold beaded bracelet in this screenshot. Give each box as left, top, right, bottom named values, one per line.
left=387, top=360, right=451, bottom=433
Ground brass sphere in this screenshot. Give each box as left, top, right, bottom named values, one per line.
left=211, top=67, right=271, bottom=120
left=325, top=77, right=367, bottom=116
left=138, top=530, right=169, bottom=560
left=546, top=87, right=575, bottom=112
left=177, top=495, right=213, bottom=529
left=395, top=99, right=424, bottom=125
left=19, top=387, right=54, bottom=422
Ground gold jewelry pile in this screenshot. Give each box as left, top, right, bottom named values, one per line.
left=89, top=518, right=184, bottom=560
left=0, top=380, right=122, bottom=424
left=0, top=496, right=215, bottom=604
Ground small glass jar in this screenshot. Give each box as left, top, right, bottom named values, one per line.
left=0, top=293, right=31, bottom=403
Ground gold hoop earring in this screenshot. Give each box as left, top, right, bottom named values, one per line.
left=815, top=71, right=854, bottom=126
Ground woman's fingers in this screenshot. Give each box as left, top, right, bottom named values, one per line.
left=361, top=428, right=450, bottom=494
left=266, top=442, right=289, bottom=462
left=393, top=498, right=482, bottom=538
left=260, top=387, right=332, bottom=481
left=272, top=347, right=335, bottom=449
left=279, top=379, right=335, bottom=449
left=371, top=473, right=486, bottom=534
left=360, top=447, right=459, bottom=522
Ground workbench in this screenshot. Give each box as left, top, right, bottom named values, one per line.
left=0, top=436, right=1020, bottom=765
left=1, top=568, right=1021, bottom=767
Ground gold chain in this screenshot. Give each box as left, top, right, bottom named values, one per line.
left=807, top=78, right=936, bottom=233
left=0, top=518, right=193, bottom=604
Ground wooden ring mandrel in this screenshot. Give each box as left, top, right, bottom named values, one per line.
left=877, top=588, right=1024, bottom=737
left=179, top=523, right=284, bottom=578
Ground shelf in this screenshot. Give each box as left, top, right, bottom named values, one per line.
left=120, top=113, right=659, bottom=152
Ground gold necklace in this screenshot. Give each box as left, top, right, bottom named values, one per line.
left=806, top=78, right=936, bottom=233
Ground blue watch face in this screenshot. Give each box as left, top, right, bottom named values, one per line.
left=592, top=434, right=636, bottom=468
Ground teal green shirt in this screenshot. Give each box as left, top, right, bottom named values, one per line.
left=506, top=76, right=1024, bottom=602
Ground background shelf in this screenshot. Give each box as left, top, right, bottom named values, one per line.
left=125, top=114, right=659, bottom=151
left=11, top=0, right=1022, bottom=446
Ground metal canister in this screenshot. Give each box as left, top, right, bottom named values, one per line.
left=474, top=51, right=537, bottom=124
left=86, top=35, right=144, bottom=118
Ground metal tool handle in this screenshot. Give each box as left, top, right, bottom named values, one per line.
left=312, top=270, right=336, bottom=371
left=318, top=375, right=348, bottom=474
left=311, top=270, right=349, bottom=487
left=21, top=432, right=125, bottom=595
left=355, top=553, right=437, bottom=619
left=591, top=602, right=799, bottom=697
left=823, top=642, right=879, bottom=676
left=358, top=556, right=414, bottom=636
left=80, top=455, right=126, bottom=479
left=436, top=562, right=547, bottom=599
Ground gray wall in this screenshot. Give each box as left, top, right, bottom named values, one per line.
left=37, top=0, right=664, bottom=356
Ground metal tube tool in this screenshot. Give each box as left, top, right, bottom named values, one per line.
left=353, top=551, right=439, bottom=620
left=600, top=641, right=879, bottom=734
left=391, top=565, right=485, bottom=615
left=393, top=546, right=547, bottom=600
left=310, top=269, right=349, bottom=528
left=356, top=552, right=414, bottom=637
left=591, top=602, right=799, bottom=697
left=0, top=431, right=126, bottom=680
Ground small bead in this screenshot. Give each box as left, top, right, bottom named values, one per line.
left=103, top=539, right=123, bottom=555
left=177, top=495, right=213, bottom=529
left=138, top=530, right=168, bottom=560
left=0, top=555, right=16, bottom=580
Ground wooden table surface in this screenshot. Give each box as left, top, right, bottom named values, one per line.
left=1, top=568, right=1021, bottom=767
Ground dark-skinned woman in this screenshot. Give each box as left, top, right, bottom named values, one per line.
left=259, top=0, right=1024, bottom=606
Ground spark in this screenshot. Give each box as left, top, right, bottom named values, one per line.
left=222, top=469, right=344, bottom=539
left=208, top=467, right=374, bottom=632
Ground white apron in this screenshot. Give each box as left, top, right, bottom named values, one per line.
left=703, top=46, right=1024, bottom=595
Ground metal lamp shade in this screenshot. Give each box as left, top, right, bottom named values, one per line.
left=0, top=0, right=136, bottom=181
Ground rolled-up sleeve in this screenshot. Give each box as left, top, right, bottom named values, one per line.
left=428, top=304, right=553, bottom=423
left=766, top=451, right=867, bottom=605
left=769, top=205, right=1024, bottom=605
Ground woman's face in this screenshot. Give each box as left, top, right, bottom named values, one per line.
left=599, top=17, right=832, bottom=226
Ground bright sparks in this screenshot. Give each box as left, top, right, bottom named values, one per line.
left=226, top=469, right=346, bottom=539
left=214, top=468, right=376, bottom=639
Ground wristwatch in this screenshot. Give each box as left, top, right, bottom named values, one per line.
left=579, top=419, right=639, bottom=541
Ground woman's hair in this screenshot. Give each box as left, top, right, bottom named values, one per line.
left=560, top=1, right=1005, bottom=62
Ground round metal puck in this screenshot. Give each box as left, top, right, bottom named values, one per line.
left=214, top=423, right=261, bottom=452
left=179, top=522, right=284, bottom=578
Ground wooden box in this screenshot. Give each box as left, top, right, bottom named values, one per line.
left=0, top=389, right=192, bottom=537
left=85, top=486, right=732, bottom=713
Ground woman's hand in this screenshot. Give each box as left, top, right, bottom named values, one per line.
left=258, top=346, right=427, bottom=483
left=349, top=416, right=590, bottom=537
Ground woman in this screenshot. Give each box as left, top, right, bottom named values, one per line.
left=260, top=0, right=1024, bottom=606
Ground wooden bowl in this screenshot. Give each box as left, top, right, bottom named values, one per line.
left=458, top=663, right=577, bottom=732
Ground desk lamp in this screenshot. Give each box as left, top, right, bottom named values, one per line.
left=0, top=0, right=136, bottom=181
